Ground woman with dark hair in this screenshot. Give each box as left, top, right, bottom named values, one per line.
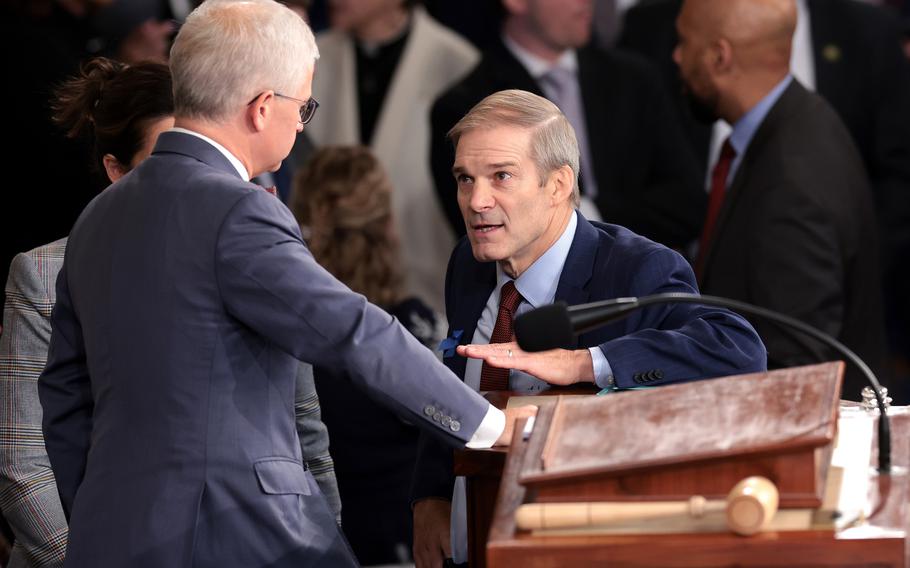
left=291, top=145, right=444, bottom=566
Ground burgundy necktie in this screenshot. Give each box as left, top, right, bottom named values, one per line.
left=696, top=139, right=737, bottom=279
left=479, top=281, right=523, bottom=391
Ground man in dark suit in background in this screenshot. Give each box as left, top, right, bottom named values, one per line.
left=621, top=0, right=910, bottom=390
left=37, top=2, right=533, bottom=566
left=429, top=0, right=707, bottom=252
left=412, top=89, right=767, bottom=567
left=674, top=0, right=889, bottom=401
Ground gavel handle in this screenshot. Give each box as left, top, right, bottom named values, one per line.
left=515, top=497, right=725, bottom=531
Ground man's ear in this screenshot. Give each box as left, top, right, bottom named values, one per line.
left=502, top=0, right=529, bottom=16
left=102, top=154, right=127, bottom=183
left=711, top=38, right=735, bottom=74
left=549, top=165, right=575, bottom=204
left=248, top=90, right=274, bottom=132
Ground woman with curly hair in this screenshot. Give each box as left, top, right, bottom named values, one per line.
left=292, top=145, right=444, bottom=565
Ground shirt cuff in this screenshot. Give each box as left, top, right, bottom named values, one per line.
left=589, top=346, right=615, bottom=389
left=465, top=404, right=505, bottom=449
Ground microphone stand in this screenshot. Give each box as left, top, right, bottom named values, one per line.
left=517, top=292, right=891, bottom=473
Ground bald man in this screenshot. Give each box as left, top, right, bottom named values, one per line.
left=673, top=0, right=889, bottom=400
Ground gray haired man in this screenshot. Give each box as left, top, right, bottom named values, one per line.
left=38, top=2, right=533, bottom=566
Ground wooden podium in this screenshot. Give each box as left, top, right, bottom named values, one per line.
left=455, top=363, right=910, bottom=567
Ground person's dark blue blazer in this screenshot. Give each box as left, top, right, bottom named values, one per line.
left=38, top=131, right=492, bottom=567
left=412, top=213, right=767, bottom=502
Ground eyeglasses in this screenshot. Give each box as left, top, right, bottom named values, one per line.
left=247, top=92, right=320, bottom=125
left=275, top=92, right=319, bottom=125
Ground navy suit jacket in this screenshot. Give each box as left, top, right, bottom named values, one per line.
left=38, top=131, right=491, bottom=567
left=412, top=215, right=767, bottom=501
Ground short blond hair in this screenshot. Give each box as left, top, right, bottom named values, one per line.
left=448, top=89, right=580, bottom=206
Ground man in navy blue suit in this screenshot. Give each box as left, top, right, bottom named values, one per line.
left=37, top=2, right=535, bottom=567
left=411, top=89, right=767, bottom=567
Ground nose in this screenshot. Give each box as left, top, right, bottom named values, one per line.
left=468, top=179, right=495, bottom=213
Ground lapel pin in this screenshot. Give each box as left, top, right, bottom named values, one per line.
left=822, top=44, right=841, bottom=63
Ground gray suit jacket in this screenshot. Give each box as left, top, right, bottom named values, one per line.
left=0, top=239, right=342, bottom=567
left=0, top=239, right=68, bottom=568
left=38, top=131, right=490, bottom=567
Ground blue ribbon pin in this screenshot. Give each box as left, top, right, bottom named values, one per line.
left=438, top=330, right=464, bottom=358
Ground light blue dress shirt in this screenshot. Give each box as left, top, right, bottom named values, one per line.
left=726, top=75, right=794, bottom=185
left=463, top=211, right=613, bottom=393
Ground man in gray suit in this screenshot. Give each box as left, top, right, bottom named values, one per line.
left=37, top=1, right=530, bottom=566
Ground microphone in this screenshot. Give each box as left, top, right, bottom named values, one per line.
left=513, top=292, right=892, bottom=473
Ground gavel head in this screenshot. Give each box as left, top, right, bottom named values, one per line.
left=725, top=476, right=780, bottom=536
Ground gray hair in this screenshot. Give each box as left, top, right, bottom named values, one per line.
left=448, top=89, right=580, bottom=206
left=170, top=0, right=319, bottom=121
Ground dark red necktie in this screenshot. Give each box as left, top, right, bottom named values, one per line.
left=696, top=139, right=737, bottom=279
left=479, top=281, right=523, bottom=391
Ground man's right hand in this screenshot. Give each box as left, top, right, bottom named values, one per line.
left=413, top=498, right=452, bottom=568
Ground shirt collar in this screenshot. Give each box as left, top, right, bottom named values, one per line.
left=501, top=33, right=578, bottom=80
left=169, top=127, right=251, bottom=182
left=496, top=211, right=578, bottom=308
left=728, top=75, right=793, bottom=158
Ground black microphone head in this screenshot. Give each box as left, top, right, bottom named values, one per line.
left=515, top=302, right=574, bottom=352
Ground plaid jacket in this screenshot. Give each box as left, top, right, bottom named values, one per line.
left=0, top=239, right=68, bottom=568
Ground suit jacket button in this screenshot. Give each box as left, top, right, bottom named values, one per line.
left=424, top=405, right=436, bottom=417
left=441, top=415, right=452, bottom=427
left=433, top=411, right=442, bottom=422
left=654, top=370, right=664, bottom=380
left=450, top=420, right=461, bottom=432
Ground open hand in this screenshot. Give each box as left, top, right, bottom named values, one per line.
left=457, top=341, right=594, bottom=386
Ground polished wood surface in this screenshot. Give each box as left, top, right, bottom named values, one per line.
left=485, top=412, right=910, bottom=567
left=519, top=364, right=843, bottom=509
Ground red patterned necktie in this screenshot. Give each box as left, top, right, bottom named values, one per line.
left=479, top=281, right=524, bottom=391
left=696, top=139, right=737, bottom=280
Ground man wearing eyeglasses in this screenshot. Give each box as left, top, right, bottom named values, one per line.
left=36, top=2, right=534, bottom=567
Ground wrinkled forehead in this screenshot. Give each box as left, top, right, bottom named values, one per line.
left=453, top=125, right=535, bottom=168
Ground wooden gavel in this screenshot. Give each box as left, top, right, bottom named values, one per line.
left=515, top=476, right=779, bottom=536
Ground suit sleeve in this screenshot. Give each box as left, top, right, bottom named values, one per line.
left=410, top=243, right=465, bottom=503
left=37, top=259, right=93, bottom=520
left=745, top=185, right=845, bottom=369
left=598, top=247, right=768, bottom=387
left=1, top=253, right=69, bottom=565
left=214, top=190, right=490, bottom=448
left=294, top=361, right=341, bottom=522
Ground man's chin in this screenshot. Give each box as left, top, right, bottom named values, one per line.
left=683, top=92, right=719, bottom=125
left=470, top=243, right=503, bottom=264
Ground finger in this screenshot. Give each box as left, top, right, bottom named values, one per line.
left=457, top=343, right=503, bottom=358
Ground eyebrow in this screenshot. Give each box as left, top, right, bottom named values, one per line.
left=452, top=161, right=519, bottom=176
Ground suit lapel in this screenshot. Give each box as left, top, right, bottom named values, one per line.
left=554, top=215, right=596, bottom=349
left=487, top=41, right=545, bottom=95
left=700, top=82, right=804, bottom=282
left=445, top=255, right=496, bottom=379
